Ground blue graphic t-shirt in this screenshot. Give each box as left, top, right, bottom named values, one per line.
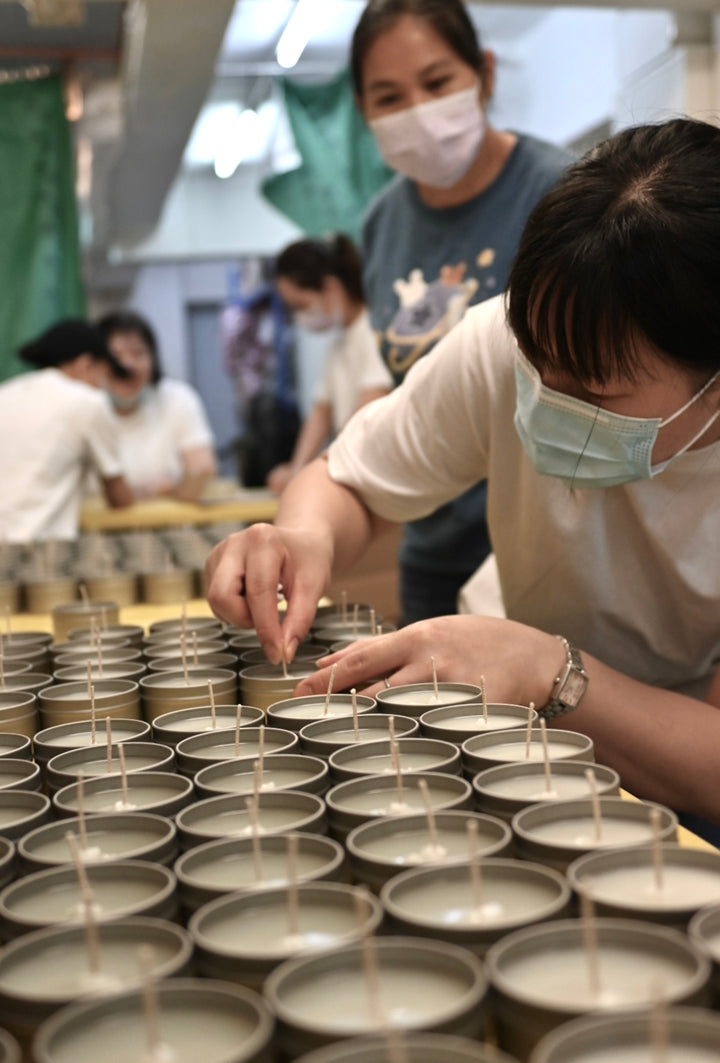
left=362, top=133, right=573, bottom=575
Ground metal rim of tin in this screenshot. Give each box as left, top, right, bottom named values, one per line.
left=151, top=704, right=264, bottom=746
left=193, top=753, right=329, bottom=798
left=327, top=736, right=461, bottom=782
left=299, top=713, right=419, bottom=756
left=0, top=759, right=41, bottom=792
left=52, top=770, right=194, bottom=819
left=17, top=811, right=178, bottom=870
left=176, top=789, right=326, bottom=846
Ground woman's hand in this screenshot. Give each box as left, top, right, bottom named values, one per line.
left=204, top=522, right=333, bottom=663
left=295, top=615, right=566, bottom=707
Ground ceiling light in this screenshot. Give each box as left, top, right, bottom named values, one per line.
left=276, top=0, right=315, bottom=70
left=214, top=108, right=262, bottom=179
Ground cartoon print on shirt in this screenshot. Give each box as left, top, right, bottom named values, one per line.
left=382, top=262, right=480, bottom=378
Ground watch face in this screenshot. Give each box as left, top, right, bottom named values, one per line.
left=562, top=668, right=587, bottom=708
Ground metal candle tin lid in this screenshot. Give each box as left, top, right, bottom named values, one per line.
left=175, top=789, right=326, bottom=849
left=0, top=917, right=193, bottom=1029
left=17, top=811, right=178, bottom=871
left=0, top=859, right=178, bottom=939
left=53, top=770, right=195, bottom=819
left=175, top=725, right=299, bottom=777
left=299, top=713, right=419, bottom=758
left=376, top=683, right=482, bottom=718
left=174, top=831, right=346, bottom=914
left=472, top=761, right=621, bottom=821
left=194, top=753, right=329, bottom=799
left=293, top=1032, right=519, bottom=1063
left=32, top=978, right=274, bottom=1063
left=34, top=717, right=151, bottom=759
left=567, top=844, right=720, bottom=927
left=511, top=796, right=678, bottom=871
left=151, top=704, right=264, bottom=746
left=420, top=702, right=537, bottom=742
left=267, top=694, right=377, bottom=732
left=0, top=791, right=52, bottom=841
left=189, top=882, right=383, bottom=988
left=530, top=1005, right=720, bottom=1063
left=345, top=811, right=512, bottom=892
left=265, top=936, right=488, bottom=1057
left=328, top=737, right=461, bottom=783
left=380, top=858, right=571, bottom=955
left=461, top=728, right=595, bottom=776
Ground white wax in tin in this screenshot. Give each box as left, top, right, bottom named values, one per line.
left=338, top=751, right=450, bottom=774
left=527, top=817, right=655, bottom=848
left=481, top=773, right=600, bottom=800
left=581, top=865, right=720, bottom=909
left=184, top=849, right=331, bottom=892
left=185, top=805, right=312, bottom=837
left=8, top=877, right=164, bottom=924
left=358, top=827, right=491, bottom=866
left=42, top=728, right=141, bottom=749
left=567, top=1049, right=717, bottom=1062
left=308, top=724, right=404, bottom=747
left=426, top=713, right=525, bottom=733
left=0, top=767, right=33, bottom=786
left=200, top=902, right=359, bottom=956
left=277, top=966, right=472, bottom=1031
left=500, top=943, right=694, bottom=1009
left=334, top=784, right=460, bottom=816
left=203, top=767, right=316, bottom=794
left=65, top=785, right=181, bottom=814
left=183, top=738, right=286, bottom=762
left=390, top=876, right=559, bottom=927
left=64, top=755, right=164, bottom=777
left=273, top=701, right=356, bottom=720
left=0, top=807, right=40, bottom=828
left=25, top=828, right=164, bottom=864
left=382, top=690, right=472, bottom=707
left=474, top=740, right=583, bottom=762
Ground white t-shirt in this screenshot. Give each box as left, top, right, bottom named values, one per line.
left=0, top=369, right=122, bottom=542
left=328, top=295, right=720, bottom=699
left=314, top=311, right=393, bottom=434
left=110, top=379, right=214, bottom=494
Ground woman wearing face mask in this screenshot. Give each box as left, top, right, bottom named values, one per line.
left=352, top=0, right=573, bottom=625
left=266, top=234, right=392, bottom=495
left=97, top=310, right=217, bottom=502
left=206, top=118, right=720, bottom=837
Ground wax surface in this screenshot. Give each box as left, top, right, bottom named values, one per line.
left=482, top=774, right=600, bottom=800
left=0, top=807, right=38, bottom=828
left=358, top=827, right=486, bottom=865
left=337, top=751, right=450, bottom=774
left=561, top=1049, right=717, bottom=1063
left=200, top=901, right=359, bottom=955
left=202, top=767, right=316, bottom=794
left=25, top=828, right=165, bottom=864
left=428, top=714, right=524, bottom=733
left=182, top=738, right=288, bottom=762
left=278, top=966, right=472, bottom=1030
left=0, top=938, right=178, bottom=998
left=273, top=702, right=357, bottom=720
left=383, top=691, right=471, bottom=707
left=528, top=817, right=654, bottom=848
left=66, top=755, right=164, bottom=777
left=184, top=805, right=311, bottom=838
left=44, top=1004, right=259, bottom=1063
left=581, top=865, right=720, bottom=909
left=183, top=849, right=331, bottom=891
left=473, top=740, right=583, bottom=762
left=333, top=783, right=460, bottom=816
left=43, top=728, right=141, bottom=749
left=8, top=877, right=163, bottom=924
left=64, top=785, right=182, bottom=813
left=307, top=724, right=403, bottom=747
left=390, top=875, right=559, bottom=927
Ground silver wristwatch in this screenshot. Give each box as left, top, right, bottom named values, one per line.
left=538, top=635, right=589, bottom=720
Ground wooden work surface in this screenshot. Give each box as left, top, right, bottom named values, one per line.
left=6, top=600, right=715, bottom=854
left=80, top=487, right=278, bottom=532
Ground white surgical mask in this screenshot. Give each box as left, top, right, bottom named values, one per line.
left=109, top=386, right=150, bottom=413
left=368, top=85, right=485, bottom=189
left=513, top=351, right=720, bottom=488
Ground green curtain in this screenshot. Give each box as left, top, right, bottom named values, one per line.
left=0, top=76, right=84, bottom=382
left=262, top=69, right=393, bottom=243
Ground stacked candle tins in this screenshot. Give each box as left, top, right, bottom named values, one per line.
left=0, top=599, right=719, bottom=1061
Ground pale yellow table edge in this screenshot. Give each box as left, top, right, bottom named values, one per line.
left=79, top=492, right=278, bottom=532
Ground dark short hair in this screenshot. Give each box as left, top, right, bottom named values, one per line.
left=96, top=310, right=162, bottom=384
left=18, top=319, right=130, bottom=378
left=350, top=0, right=483, bottom=97
left=275, top=233, right=364, bottom=304
left=507, top=118, right=720, bottom=385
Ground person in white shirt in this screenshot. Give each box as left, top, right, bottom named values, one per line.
left=0, top=320, right=133, bottom=542
left=205, top=119, right=720, bottom=834
left=266, top=234, right=393, bottom=495
left=97, top=310, right=217, bottom=502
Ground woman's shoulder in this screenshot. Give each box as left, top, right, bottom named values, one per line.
left=510, top=132, right=576, bottom=180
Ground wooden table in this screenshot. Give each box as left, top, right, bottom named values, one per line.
left=80, top=488, right=278, bottom=532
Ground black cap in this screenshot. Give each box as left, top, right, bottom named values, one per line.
left=18, top=319, right=131, bottom=379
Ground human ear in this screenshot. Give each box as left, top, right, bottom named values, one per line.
left=479, top=50, right=496, bottom=102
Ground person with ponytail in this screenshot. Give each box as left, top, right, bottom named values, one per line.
left=267, top=233, right=392, bottom=495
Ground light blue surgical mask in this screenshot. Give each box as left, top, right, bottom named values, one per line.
left=109, top=386, right=151, bottom=413
left=513, top=351, right=720, bottom=488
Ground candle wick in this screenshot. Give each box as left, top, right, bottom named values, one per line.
left=351, top=687, right=359, bottom=742
left=585, top=768, right=602, bottom=842
left=323, top=663, right=337, bottom=716
left=430, top=656, right=439, bottom=702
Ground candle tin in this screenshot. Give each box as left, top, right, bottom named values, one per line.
left=0, top=581, right=20, bottom=616
left=53, top=661, right=146, bottom=683
left=326, top=772, right=474, bottom=844
left=300, top=713, right=419, bottom=758
left=190, top=881, right=383, bottom=990
left=0, top=662, right=33, bottom=678
left=511, top=797, right=678, bottom=872
left=45, top=741, right=175, bottom=795
left=38, top=680, right=141, bottom=728
left=0, top=917, right=193, bottom=1041
left=0, top=692, right=37, bottom=740
left=68, top=623, right=144, bottom=648
left=485, top=918, right=710, bottom=1061
left=175, top=726, right=299, bottom=777
left=0, top=644, right=49, bottom=671
left=79, top=570, right=138, bottom=605
left=312, top=624, right=393, bottom=649
left=24, top=578, right=77, bottom=614
left=176, top=789, right=327, bottom=850
left=239, top=663, right=319, bottom=715
left=239, top=645, right=324, bottom=667
left=53, top=647, right=141, bottom=668
left=0, top=791, right=52, bottom=841
left=51, top=601, right=119, bottom=642
left=194, top=753, right=329, bottom=799
left=346, top=811, right=513, bottom=893
left=328, top=737, right=462, bottom=783
left=148, top=653, right=238, bottom=674
left=17, top=811, right=178, bottom=871
left=34, top=718, right=151, bottom=779
left=0, top=758, right=41, bottom=793
left=0, top=860, right=178, bottom=940
left=381, top=858, right=571, bottom=956
left=0, top=840, right=14, bottom=892
left=462, top=729, right=595, bottom=777
left=265, top=936, right=488, bottom=1058
left=267, top=694, right=377, bottom=733
left=1, top=632, right=53, bottom=651
left=529, top=1005, right=720, bottom=1063
left=140, top=669, right=237, bottom=722
left=144, top=638, right=229, bottom=660
left=377, top=683, right=483, bottom=718
left=148, top=617, right=223, bottom=637
left=0, top=672, right=53, bottom=698
left=689, top=903, right=720, bottom=1004
left=0, top=734, right=31, bottom=761
left=294, top=1032, right=519, bottom=1063
left=567, top=844, right=720, bottom=930
left=49, top=638, right=131, bottom=661
left=139, top=569, right=195, bottom=604
left=472, top=761, right=621, bottom=822
left=151, top=703, right=264, bottom=746
left=53, top=770, right=195, bottom=819
left=32, top=978, right=274, bottom=1063
left=420, top=703, right=538, bottom=743
left=174, top=831, right=346, bottom=914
